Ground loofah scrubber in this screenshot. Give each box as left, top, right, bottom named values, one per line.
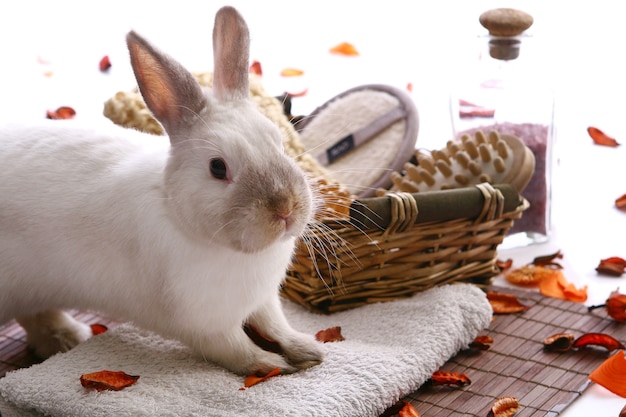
left=386, top=130, right=535, bottom=195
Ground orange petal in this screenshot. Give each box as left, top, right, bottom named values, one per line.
left=589, top=350, right=626, bottom=397
left=329, top=42, right=359, bottom=56
left=588, top=126, right=620, bottom=146
left=539, top=270, right=587, bottom=302
left=616, top=193, right=626, bottom=211
left=430, top=370, right=471, bottom=387
left=243, top=367, right=281, bottom=388
left=80, top=370, right=139, bottom=391
left=280, top=67, right=304, bottom=77
left=486, top=291, right=530, bottom=314
left=398, top=401, right=422, bottom=417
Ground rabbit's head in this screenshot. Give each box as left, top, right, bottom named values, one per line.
left=126, top=7, right=314, bottom=253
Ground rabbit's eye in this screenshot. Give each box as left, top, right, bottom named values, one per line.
left=209, top=158, right=228, bottom=180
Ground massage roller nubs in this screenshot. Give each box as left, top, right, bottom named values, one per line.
left=387, top=130, right=535, bottom=194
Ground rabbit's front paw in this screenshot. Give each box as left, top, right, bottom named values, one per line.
left=282, top=333, right=324, bottom=371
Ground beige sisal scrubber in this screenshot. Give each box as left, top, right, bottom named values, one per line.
left=103, top=72, right=333, bottom=183
left=386, top=130, right=535, bottom=195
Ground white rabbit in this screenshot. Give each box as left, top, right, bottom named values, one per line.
left=0, top=6, right=324, bottom=376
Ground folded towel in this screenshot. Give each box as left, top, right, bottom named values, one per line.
left=0, top=284, right=491, bottom=417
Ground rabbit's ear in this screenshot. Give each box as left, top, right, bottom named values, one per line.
left=126, top=31, right=206, bottom=139
left=212, top=6, right=250, bottom=101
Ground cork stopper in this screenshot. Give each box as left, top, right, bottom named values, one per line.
left=479, top=8, right=533, bottom=60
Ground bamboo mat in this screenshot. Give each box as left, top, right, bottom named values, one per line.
left=1, top=286, right=621, bottom=417
left=402, top=285, right=621, bottom=417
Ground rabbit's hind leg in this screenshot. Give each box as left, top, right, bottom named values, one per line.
left=17, top=310, right=92, bottom=359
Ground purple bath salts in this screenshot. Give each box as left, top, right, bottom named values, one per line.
left=458, top=122, right=550, bottom=237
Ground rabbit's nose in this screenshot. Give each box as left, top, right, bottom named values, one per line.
left=275, top=210, right=293, bottom=229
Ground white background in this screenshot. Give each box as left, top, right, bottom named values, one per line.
left=2, top=1, right=625, bottom=415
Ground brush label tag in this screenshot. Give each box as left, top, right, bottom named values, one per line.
left=326, top=134, right=355, bottom=163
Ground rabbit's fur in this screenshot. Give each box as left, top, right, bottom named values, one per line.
left=0, top=6, right=324, bottom=376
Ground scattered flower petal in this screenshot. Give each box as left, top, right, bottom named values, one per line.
left=531, top=250, right=563, bottom=268
left=315, top=326, right=345, bottom=343
left=469, top=335, right=493, bottom=351
left=588, top=126, right=620, bottom=147
left=487, top=291, right=530, bottom=314
left=496, top=258, right=513, bottom=272
left=243, top=323, right=282, bottom=353
left=280, top=67, right=304, bottom=77
left=488, top=396, right=519, bottom=417
left=573, top=332, right=625, bottom=352
left=90, top=323, right=108, bottom=336
left=99, top=55, right=111, bottom=72
left=538, top=269, right=587, bottom=303
left=80, top=370, right=139, bottom=391
left=242, top=367, right=281, bottom=388
left=589, top=350, right=626, bottom=397
left=329, top=42, right=359, bottom=56
left=616, top=193, right=626, bottom=211
left=249, top=60, right=262, bottom=76
left=596, top=256, right=626, bottom=276
left=46, top=106, right=76, bottom=120
left=429, top=370, right=471, bottom=387
left=398, top=401, right=422, bottom=417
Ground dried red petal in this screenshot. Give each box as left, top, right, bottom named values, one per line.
left=243, top=323, right=282, bottom=354
left=469, top=335, right=494, bottom=351
left=588, top=126, right=620, bottom=146
left=543, top=333, right=574, bottom=352
left=46, top=106, right=76, bottom=120
left=429, top=370, right=471, bottom=387
left=99, top=55, right=111, bottom=72
left=616, top=194, right=626, bottom=211
left=398, top=401, right=422, bottom=417
left=90, top=323, right=108, bottom=336
left=496, top=258, right=513, bottom=271
left=573, top=332, right=625, bottom=352
left=315, top=326, right=345, bottom=343
left=531, top=250, right=563, bottom=268
left=80, top=370, right=139, bottom=391
left=487, top=396, right=519, bottom=417
left=597, top=260, right=626, bottom=277
left=486, top=291, right=530, bottom=314
left=249, top=60, right=262, bottom=76
left=242, top=367, right=281, bottom=388
left=596, top=257, right=626, bottom=277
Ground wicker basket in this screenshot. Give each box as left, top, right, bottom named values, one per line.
left=281, top=183, right=527, bottom=313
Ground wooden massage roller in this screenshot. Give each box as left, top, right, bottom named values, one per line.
left=386, top=130, right=535, bottom=194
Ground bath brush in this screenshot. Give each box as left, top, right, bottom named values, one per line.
left=388, top=130, right=535, bottom=194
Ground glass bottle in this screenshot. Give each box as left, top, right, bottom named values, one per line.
left=450, top=8, right=555, bottom=248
